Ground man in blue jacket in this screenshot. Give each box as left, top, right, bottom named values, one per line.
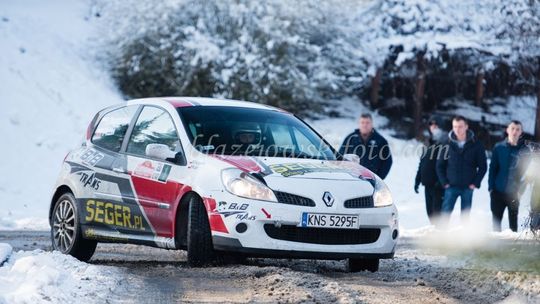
left=339, top=113, right=393, bottom=179
left=436, top=116, right=487, bottom=225
left=488, top=121, right=529, bottom=232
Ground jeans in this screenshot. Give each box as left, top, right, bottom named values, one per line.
left=424, top=184, right=444, bottom=224
left=490, top=190, right=519, bottom=232
left=441, top=186, right=474, bottom=225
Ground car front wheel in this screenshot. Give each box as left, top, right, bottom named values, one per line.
left=186, top=194, right=215, bottom=266
left=51, top=193, right=97, bottom=262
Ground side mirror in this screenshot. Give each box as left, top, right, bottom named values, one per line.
left=343, top=153, right=360, bottom=163
left=146, top=144, right=176, bottom=161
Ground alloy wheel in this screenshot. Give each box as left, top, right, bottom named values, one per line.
left=52, top=199, right=76, bottom=252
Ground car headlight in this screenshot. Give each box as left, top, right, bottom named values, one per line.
left=373, top=176, right=393, bottom=207
left=221, top=168, right=277, bottom=202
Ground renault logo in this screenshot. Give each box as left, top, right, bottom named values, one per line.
left=322, top=192, right=334, bottom=207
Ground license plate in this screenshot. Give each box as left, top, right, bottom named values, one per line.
left=300, top=213, right=359, bottom=229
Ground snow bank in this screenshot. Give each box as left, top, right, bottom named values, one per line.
left=0, top=249, right=120, bottom=304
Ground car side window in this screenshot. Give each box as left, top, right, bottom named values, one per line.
left=127, top=106, right=182, bottom=159
left=91, top=106, right=137, bottom=152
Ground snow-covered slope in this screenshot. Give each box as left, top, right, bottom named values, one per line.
left=0, top=0, right=123, bottom=229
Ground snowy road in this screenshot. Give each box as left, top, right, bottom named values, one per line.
left=1, top=231, right=538, bottom=303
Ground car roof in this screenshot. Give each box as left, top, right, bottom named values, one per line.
left=126, top=97, right=288, bottom=113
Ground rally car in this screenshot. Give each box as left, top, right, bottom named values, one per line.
left=49, top=97, right=398, bottom=272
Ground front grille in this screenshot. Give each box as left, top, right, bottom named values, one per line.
left=264, top=224, right=380, bottom=245
left=344, top=196, right=374, bottom=208
left=274, top=191, right=316, bottom=207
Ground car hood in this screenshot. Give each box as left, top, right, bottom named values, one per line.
left=210, top=155, right=375, bottom=182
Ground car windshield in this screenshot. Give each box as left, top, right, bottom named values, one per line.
left=177, top=106, right=337, bottom=160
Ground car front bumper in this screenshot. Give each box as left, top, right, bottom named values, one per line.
left=206, top=190, right=399, bottom=259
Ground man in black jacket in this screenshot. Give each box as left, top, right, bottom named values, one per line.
left=339, top=113, right=393, bottom=179
left=489, top=121, right=529, bottom=232
left=436, top=116, right=487, bottom=225
left=415, top=116, right=446, bottom=224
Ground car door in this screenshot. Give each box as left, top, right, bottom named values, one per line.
left=124, top=105, right=190, bottom=241
left=80, top=105, right=156, bottom=240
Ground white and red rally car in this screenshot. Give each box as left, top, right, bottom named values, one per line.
left=50, top=97, right=398, bottom=272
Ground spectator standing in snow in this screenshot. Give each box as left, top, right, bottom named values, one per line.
left=414, top=116, right=446, bottom=224
left=339, top=113, right=393, bottom=179
left=436, top=116, right=487, bottom=225
left=488, top=121, right=529, bottom=232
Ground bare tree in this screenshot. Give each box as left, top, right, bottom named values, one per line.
left=414, top=52, right=426, bottom=139
left=475, top=67, right=484, bottom=108
left=370, top=68, right=382, bottom=107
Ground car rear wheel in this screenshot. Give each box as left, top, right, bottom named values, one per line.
left=348, top=258, right=379, bottom=272
left=51, top=193, right=97, bottom=262
left=187, top=195, right=215, bottom=267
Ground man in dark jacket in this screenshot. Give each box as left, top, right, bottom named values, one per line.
left=489, top=121, right=529, bottom=232
left=339, top=113, right=393, bottom=179
left=436, top=116, right=487, bottom=225
left=415, top=116, right=446, bottom=224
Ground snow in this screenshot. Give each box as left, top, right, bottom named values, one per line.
left=0, top=247, right=120, bottom=304
left=0, top=0, right=124, bottom=229
left=0, top=243, right=12, bottom=265
left=439, top=96, right=538, bottom=135
left=97, top=0, right=368, bottom=111
left=0, top=217, right=50, bottom=231
left=356, top=0, right=540, bottom=68
left=400, top=226, right=537, bottom=253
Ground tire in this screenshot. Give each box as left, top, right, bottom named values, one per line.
left=348, top=258, right=379, bottom=272
left=51, top=193, right=97, bottom=262
left=187, top=194, right=215, bottom=267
